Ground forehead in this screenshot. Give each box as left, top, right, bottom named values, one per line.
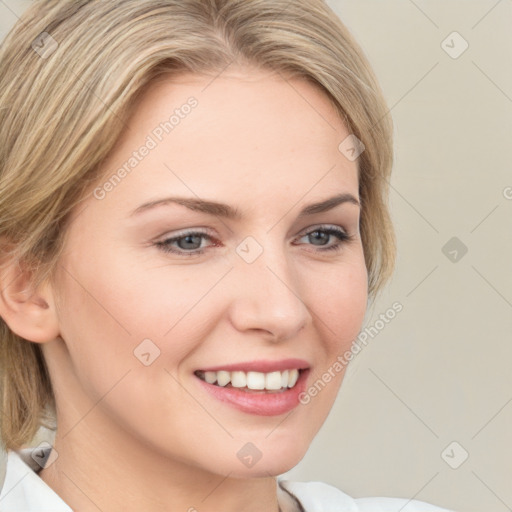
left=87, top=66, right=358, bottom=219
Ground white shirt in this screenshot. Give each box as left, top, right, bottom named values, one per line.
left=0, top=447, right=453, bottom=511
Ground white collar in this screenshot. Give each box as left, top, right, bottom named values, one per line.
left=0, top=447, right=72, bottom=511
left=0, top=446, right=450, bottom=511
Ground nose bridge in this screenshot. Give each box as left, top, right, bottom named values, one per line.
left=229, top=235, right=311, bottom=340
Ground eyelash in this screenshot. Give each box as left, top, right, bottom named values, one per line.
left=154, top=225, right=354, bottom=257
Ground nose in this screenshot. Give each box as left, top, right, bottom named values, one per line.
left=227, top=243, right=312, bottom=342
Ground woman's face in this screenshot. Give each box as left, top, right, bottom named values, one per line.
left=47, top=66, right=367, bottom=477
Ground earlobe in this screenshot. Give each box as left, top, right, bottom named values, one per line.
left=0, top=259, right=60, bottom=344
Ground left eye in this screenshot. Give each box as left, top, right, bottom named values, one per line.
left=155, top=226, right=352, bottom=256
left=296, top=227, right=350, bottom=250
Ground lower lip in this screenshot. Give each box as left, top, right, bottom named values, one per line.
left=195, top=369, right=310, bottom=416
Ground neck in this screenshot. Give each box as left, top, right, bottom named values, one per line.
left=39, top=415, right=281, bottom=512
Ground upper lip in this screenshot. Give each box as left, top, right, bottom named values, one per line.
left=197, top=358, right=310, bottom=373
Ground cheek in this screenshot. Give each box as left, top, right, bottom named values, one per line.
left=53, top=258, right=212, bottom=436
left=56, top=248, right=232, bottom=373
left=310, top=255, right=368, bottom=346
left=303, top=256, right=367, bottom=403
left=101, top=260, right=234, bottom=361
left=53, top=272, right=135, bottom=400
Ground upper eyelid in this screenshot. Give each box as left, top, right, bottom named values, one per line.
left=159, top=224, right=348, bottom=240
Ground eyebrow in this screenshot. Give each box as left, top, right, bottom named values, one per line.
left=130, top=192, right=360, bottom=220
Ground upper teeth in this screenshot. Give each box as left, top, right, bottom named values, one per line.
left=198, top=369, right=300, bottom=390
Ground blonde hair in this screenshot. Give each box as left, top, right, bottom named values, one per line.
left=0, top=0, right=394, bottom=451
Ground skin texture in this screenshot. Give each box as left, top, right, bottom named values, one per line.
left=13, top=66, right=368, bottom=511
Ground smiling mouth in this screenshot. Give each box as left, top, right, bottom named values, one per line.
left=194, top=369, right=303, bottom=393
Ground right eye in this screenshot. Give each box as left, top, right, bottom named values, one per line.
left=155, top=230, right=220, bottom=256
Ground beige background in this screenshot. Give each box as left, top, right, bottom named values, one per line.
left=1, top=1, right=511, bottom=511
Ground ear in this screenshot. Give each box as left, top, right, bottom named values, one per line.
left=0, top=258, right=60, bottom=343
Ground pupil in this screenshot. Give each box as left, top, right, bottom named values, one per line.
left=179, top=235, right=202, bottom=250
left=310, top=231, right=328, bottom=245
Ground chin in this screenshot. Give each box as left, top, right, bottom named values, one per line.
left=227, top=458, right=305, bottom=479
left=234, top=439, right=311, bottom=479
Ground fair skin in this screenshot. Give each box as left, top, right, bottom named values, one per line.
left=2, top=66, right=367, bottom=511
